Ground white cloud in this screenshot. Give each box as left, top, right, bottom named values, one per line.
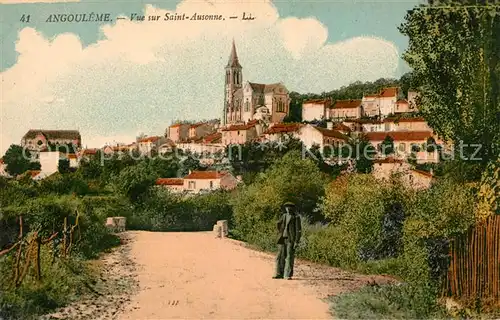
left=0, top=0, right=399, bottom=155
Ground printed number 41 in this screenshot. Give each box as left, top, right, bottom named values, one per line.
left=20, top=14, right=31, bottom=23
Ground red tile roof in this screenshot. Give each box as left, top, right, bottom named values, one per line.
left=264, top=123, right=302, bottom=134
left=412, top=169, right=434, bottom=178
left=190, top=122, right=206, bottom=129
left=156, top=178, right=184, bottom=186
left=82, top=149, right=98, bottom=155
left=138, top=136, right=160, bottom=143
left=331, top=99, right=362, bottom=109
left=364, top=87, right=399, bottom=99
left=170, top=123, right=189, bottom=128
left=222, top=124, right=255, bottom=131
left=366, top=131, right=433, bottom=141
left=314, top=127, right=349, bottom=141
left=332, top=123, right=351, bottom=132
left=184, top=170, right=229, bottom=180
left=355, top=119, right=383, bottom=124
left=67, top=154, right=78, bottom=159
left=379, top=87, right=399, bottom=98
left=303, top=99, right=331, bottom=105
left=397, top=99, right=409, bottom=104
left=247, top=119, right=259, bottom=125
left=203, top=132, right=222, bottom=143
left=374, top=157, right=404, bottom=164
left=27, top=170, right=41, bottom=178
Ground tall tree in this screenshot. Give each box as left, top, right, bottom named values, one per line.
left=400, top=1, right=500, bottom=179
left=3, top=144, right=40, bottom=176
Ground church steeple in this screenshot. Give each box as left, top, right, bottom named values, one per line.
left=227, top=39, right=242, bottom=68
left=223, top=39, right=243, bottom=126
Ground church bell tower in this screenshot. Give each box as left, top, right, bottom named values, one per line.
left=223, top=40, right=243, bottom=126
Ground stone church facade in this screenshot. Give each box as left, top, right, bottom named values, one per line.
left=222, top=41, right=290, bottom=126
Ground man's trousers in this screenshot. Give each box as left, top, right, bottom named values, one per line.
left=275, top=238, right=295, bottom=278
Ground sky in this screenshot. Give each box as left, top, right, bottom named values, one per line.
left=0, top=0, right=424, bottom=155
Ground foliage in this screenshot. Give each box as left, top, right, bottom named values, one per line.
left=400, top=2, right=500, bottom=176
left=351, top=135, right=377, bottom=173
left=231, top=150, right=327, bottom=238
left=3, top=145, right=40, bottom=176
left=226, top=136, right=304, bottom=176
left=329, top=283, right=447, bottom=319
left=379, top=135, right=395, bottom=155
left=38, top=173, right=90, bottom=196
left=127, top=188, right=232, bottom=231
left=475, top=156, right=500, bottom=221
left=58, top=159, right=71, bottom=174
left=110, top=163, right=156, bottom=202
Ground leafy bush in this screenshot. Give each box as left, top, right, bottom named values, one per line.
left=231, top=150, right=327, bottom=238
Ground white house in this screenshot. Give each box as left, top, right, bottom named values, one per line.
left=0, top=159, right=11, bottom=178
left=301, top=99, right=332, bottom=122
left=365, top=131, right=437, bottom=158
left=39, top=151, right=63, bottom=174
left=361, top=87, right=400, bottom=118
left=183, top=170, right=239, bottom=193
left=155, top=178, right=185, bottom=193
left=262, top=123, right=303, bottom=142
left=294, top=124, right=349, bottom=151
left=372, top=157, right=434, bottom=190
left=329, top=99, right=362, bottom=120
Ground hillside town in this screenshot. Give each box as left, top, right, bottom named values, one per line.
left=1, top=2, right=499, bottom=320
left=0, top=41, right=443, bottom=192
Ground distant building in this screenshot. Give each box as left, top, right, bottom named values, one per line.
left=221, top=122, right=258, bottom=145
left=137, top=136, right=163, bottom=154
left=262, top=123, right=303, bottom=142
left=294, top=124, right=349, bottom=151
left=301, top=99, right=332, bottom=122
left=329, top=99, right=362, bottom=120
left=372, top=157, right=434, bottom=190
left=361, top=87, right=400, bottom=118
left=189, top=123, right=214, bottom=141
left=383, top=117, right=432, bottom=132
left=223, top=40, right=290, bottom=125
left=365, top=131, right=437, bottom=158
left=155, top=178, right=185, bottom=193
left=0, top=159, right=11, bottom=178
left=155, top=171, right=239, bottom=194
left=169, top=123, right=190, bottom=143
left=39, top=151, right=63, bottom=174
left=21, top=130, right=81, bottom=152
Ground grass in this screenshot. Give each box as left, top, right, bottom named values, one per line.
left=328, top=283, right=448, bottom=320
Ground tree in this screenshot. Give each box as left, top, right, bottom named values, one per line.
left=400, top=2, right=500, bottom=179
left=351, top=135, right=377, bottom=173
left=3, top=144, right=40, bottom=176
left=111, top=163, right=156, bottom=202
left=379, top=135, right=395, bottom=155
left=58, top=159, right=70, bottom=173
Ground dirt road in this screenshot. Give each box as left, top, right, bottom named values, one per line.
left=116, top=231, right=391, bottom=319
left=42, top=231, right=392, bottom=319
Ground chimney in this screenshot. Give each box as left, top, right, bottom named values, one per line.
left=326, top=121, right=333, bottom=130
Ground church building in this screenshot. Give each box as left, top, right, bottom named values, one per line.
left=222, top=41, right=291, bottom=126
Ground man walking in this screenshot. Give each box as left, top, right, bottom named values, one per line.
left=273, top=202, right=302, bottom=280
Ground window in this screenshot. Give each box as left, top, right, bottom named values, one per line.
left=245, top=100, right=250, bottom=112
left=188, top=181, right=196, bottom=190
left=210, top=181, right=214, bottom=189
left=37, top=140, right=43, bottom=146
left=399, top=143, right=406, bottom=152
